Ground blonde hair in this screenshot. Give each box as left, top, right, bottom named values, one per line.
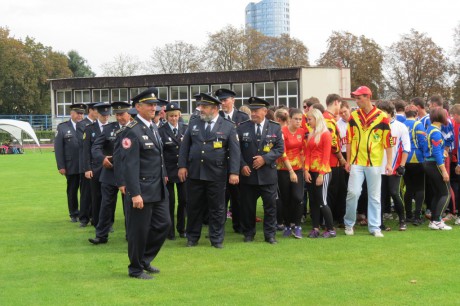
left=239, top=105, right=251, bottom=116
left=166, top=110, right=181, bottom=119
left=307, top=108, right=328, bottom=144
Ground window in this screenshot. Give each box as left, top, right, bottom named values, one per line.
left=111, top=88, right=128, bottom=102
left=190, top=85, right=209, bottom=112
left=56, top=90, right=72, bottom=117
left=254, top=82, right=275, bottom=104
left=277, top=81, right=298, bottom=108
left=92, top=89, right=109, bottom=103
left=157, top=87, right=168, bottom=100
left=129, top=87, right=148, bottom=100
left=170, top=86, right=188, bottom=113
left=232, top=83, right=252, bottom=109
left=210, top=84, right=231, bottom=94
left=74, top=90, right=90, bottom=103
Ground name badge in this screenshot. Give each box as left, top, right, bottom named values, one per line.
left=263, top=145, right=271, bottom=152
left=213, top=141, right=223, bottom=149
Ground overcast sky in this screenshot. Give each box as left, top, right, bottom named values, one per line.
left=2, top=0, right=459, bottom=75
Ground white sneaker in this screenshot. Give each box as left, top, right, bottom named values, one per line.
left=344, top=226, right=354, bottom=236
left=383, top=213, right=394, bottom=220
left=372, top=230, right=384, bottom=237
left=455, top=217, right=460, bottom=225
left=428, top=221, right=440, bottom=230
left=437, top=221, right=452, bottom=230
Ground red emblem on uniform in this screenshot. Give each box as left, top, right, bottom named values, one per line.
left=122, top=138, right=132, bottom=149
left=431, top=139, right=442, bottom=147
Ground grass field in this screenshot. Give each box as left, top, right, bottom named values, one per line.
left=1, top=149, right=459, bottom=305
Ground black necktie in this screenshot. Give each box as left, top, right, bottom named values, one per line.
left=227, top=115, right=231, bottom=121
left=173, top=128, right=178, bottom=136
left=205, top=121, right=212, bottom=138
left=256, top=123, right=261, bottom=142
left=149, top=124, right=154, bottom=132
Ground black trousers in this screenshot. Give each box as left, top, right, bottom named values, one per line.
left=166, top=181, right=187, bottom=238
left=381, top=175, right=405, bottom=222
left=96, top=183, right=119, bottom=240
left=307, top=172, right=333, bottom=231
left=127, top=196, right=170, bottom=277
left=239, top=183, right=277, bottom=239
left=65, top=174, right=80, bottom=218
left=89, top=174, right=102, bottom=227
left=79, top=174, right=92, bottom=224
left=403, top=163, right=425, bottom=219
left=423, top=161, right=451, bottom=221
left=225, top=182, right=242, bottom=232
left=278, top=170, right=304, bottom=227
left=186, top=179, right=226, bottom=245
left=327, top=166, right=346, bottom=224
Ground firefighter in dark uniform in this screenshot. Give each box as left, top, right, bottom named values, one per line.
left=122, top=87, right=170, bottom=280
left=88, top=101, right=131, bottom=244
left=237, top=97, right=284, bottom=244
left=54, top=103, right=86, bottom=222
left=158, top=102, right=188, bottom=240
left=82, top=103, right=110, bottom=227
left=76, top=102, right=98, bottom=226
left=178, top=93, right=240, bottom=249
left=216, top=88, right=250, bottom=234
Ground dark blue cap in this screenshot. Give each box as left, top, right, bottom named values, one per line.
left=165, top=102, right=180, bottom=112
left=128, top=108, right=138, bottom=117
left=131, top=87, right=159, bottom=106
left=86, top=102, right=98, bottom=109
left=247, top=97, right=270, bottom=109
left=215, top=88, right=236, bottom=100
left=197, top=93, right=221, bottom=106
left=70, top=103, right=87, bottom=113
left=94, top=102, right=111, bottom=115
left=111, top=101, right=131, bottom=114
left=156, top=99, right=170, bottom=107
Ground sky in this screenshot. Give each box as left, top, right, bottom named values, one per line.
left=1, top=0, right=459, bottom=75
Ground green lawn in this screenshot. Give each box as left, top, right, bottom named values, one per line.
left=1, top=149, right=459, bottom=305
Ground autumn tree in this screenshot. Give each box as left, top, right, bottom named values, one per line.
left=385, top=29, right=450, bottom=101
left=205, top=25, right=245, bottom=71
left=149, top=41, right=204, bottom=74
left=67, top=50, right=95, bottom=77
left=266, top=34, right=309, bottom=68
left=0, top=27, right=71, bottom=114
left=317, top=31, right=383, bottom=98
left=100, top=53, right=143, bottom=76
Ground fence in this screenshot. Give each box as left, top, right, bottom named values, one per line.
left=0, top=115, right=52, bottom=130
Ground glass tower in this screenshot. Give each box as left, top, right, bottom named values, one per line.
left=245, top=0, right=290, bottom=37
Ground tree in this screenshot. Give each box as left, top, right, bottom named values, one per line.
left=317, top=31, right=384, bottom=98
left=149, top=41, right=204, bottom=74
left=67, top=50, right=95, bottom=77
left=100, top=53, right=143, bottom=76
left=266, top=34, right=309, bottom=68
left=385, top=29, right=450, bottom=101
left=205, top=25, right=245, bottom=71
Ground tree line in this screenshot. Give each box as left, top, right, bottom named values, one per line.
left=1, top=24, right=460, bottom=115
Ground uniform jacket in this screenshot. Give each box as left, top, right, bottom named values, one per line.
left=219, top=108, right=249, bottom=125
left=113, top=125, right=128, bottom=188
left=158, top=122, right=188, bottom=183
left=54, top=120, right=80, bottom=175
left=82, top=122, right=103, bottom=176
left=92, top=121, right=122, bottom=186
left=122, top=116, right=167, bottom=202
left=76, top=117, right=94, bottom=173
left=237, top=120, right=284, bottom=185
left=178, top=116, right=240, bottom=182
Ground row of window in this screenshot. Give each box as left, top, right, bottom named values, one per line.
left=55, top=81, right=298, bottom=117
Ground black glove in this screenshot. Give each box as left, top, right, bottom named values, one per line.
left=396, top=165, right=405, bottom=176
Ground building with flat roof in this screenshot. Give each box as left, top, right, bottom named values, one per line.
left=245, top=0, right=290, bottom=37
left=49, top=66, right=350, bottom=126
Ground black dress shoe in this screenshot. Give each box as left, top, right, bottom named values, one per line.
left=88, top=237, right=108, bottom=245
left=70, top=217, right=78, bottom=223
left=143, top=265, right=160, bottom=274
left=179, top=233, right=187, bottom=238
left=167, top=236, right=176, bottom=241
left=79, top=222, right=88, bottom=228
left=186, top=241, right=198, bottom=247
left=244, top=236, right=254, bottom=242
left=265, top=237, right=277, bottom=244
left=211, top=243, right=223, bottom=249
left=129, top=272, right=153, bottom=280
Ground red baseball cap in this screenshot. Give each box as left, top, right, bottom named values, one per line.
left=351, top=86, right=372, bottom=97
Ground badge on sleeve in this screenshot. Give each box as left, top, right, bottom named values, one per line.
left=122, top=138, right=132, bottom=149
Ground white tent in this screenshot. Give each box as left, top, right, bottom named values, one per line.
left=0, top=119, right=40, bottom=146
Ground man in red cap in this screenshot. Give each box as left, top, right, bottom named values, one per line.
left=343, top=86, right=393, bottom=237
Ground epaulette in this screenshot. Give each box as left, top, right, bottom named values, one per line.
left=126, top=120, right=138, bottom=129
left=269, top=120, right=280, bottom=125
left=239, top=119, right=251, bottom=125
left=115, top=126, right=126, bottom=135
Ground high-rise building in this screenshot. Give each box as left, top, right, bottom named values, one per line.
left=245, top=0, right=290, bottom=37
